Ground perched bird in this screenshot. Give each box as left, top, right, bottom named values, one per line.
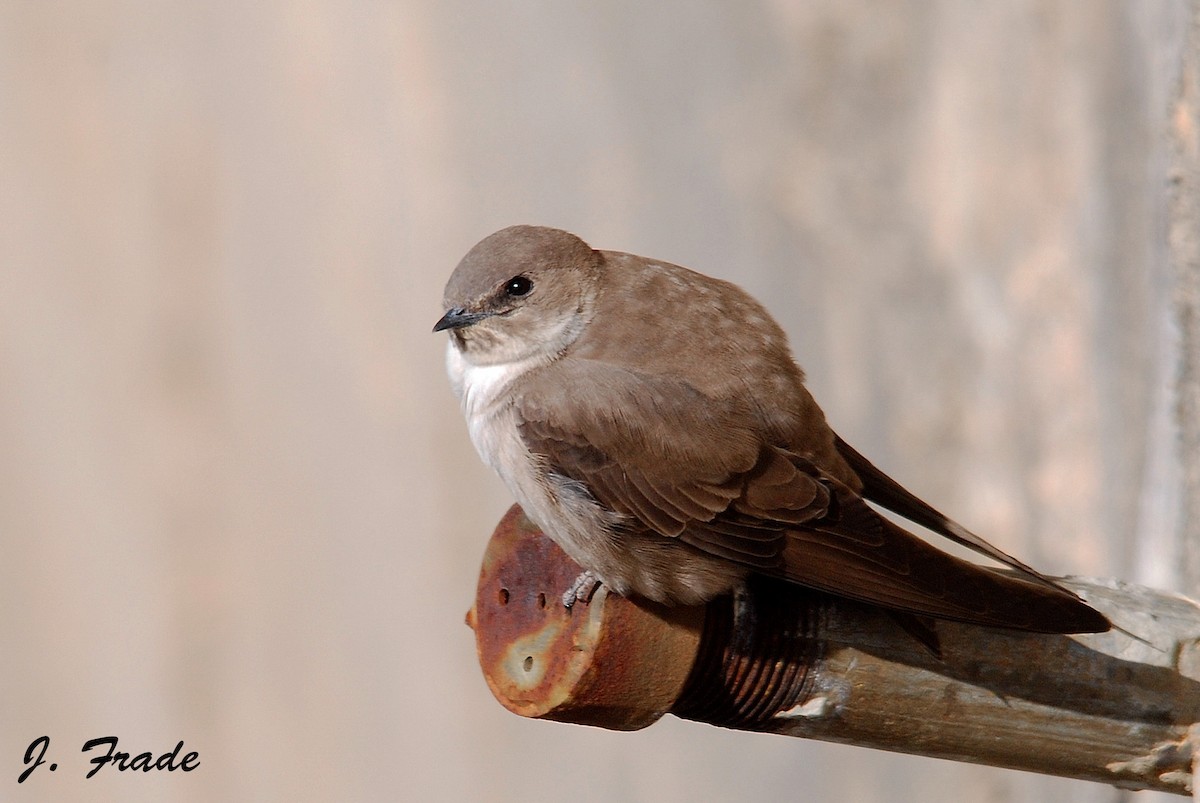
left=435, top=225, right=1110, bottom=636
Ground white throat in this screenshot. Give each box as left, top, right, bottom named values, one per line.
left=444, top=342, right=546, bottom=471
left=446, top=342, right=541, bottom=412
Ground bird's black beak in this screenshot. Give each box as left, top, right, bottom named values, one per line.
left=433, top=307, right=493, bottom=332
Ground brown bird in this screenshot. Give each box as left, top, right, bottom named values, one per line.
left=435, top=225, right=1110, bottom=636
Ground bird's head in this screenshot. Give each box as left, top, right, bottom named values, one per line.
left=434, top=226, right=603, bottom=366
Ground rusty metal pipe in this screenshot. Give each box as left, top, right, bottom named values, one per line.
left=466, top=506, right=1200, bottom=796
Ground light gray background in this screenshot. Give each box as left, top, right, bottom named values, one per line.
left=2, top=2, right=1197, bottom=801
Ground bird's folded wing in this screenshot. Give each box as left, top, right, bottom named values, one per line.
left=513, top=360, right=896, bottom=578
left=515, top=361, right=1108, bottom=632
left=515, top=360, right=816, bottom=552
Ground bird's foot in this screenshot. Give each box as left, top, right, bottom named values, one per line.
left=562, top=570, right=602, bottom=609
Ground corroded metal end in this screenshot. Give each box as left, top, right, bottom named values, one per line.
left=466, top=505, right=705, bottom=730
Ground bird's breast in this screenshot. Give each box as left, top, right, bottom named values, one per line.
left=445, top=342, right=537, bottom=474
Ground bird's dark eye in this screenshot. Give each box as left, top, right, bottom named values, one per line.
left=505, top=275, right=533, bottom=297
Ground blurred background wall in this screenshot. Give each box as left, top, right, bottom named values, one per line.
left=2, top=1, right=1197, bottom=801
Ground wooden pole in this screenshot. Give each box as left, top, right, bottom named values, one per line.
left=468, top=506, right=1200, bottom=797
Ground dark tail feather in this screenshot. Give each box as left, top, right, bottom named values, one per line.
left=778, top=504, right=1111, bottom=634
left=834, top=434, right=1064, bottom=591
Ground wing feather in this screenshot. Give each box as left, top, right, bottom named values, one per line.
left=514, top=360, right=1108, bottom=633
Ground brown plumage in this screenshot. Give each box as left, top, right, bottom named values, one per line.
left=435, top=225, right=1110, bottom=635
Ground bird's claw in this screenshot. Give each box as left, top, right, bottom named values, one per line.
left=562, top=570, right=601, bottom=609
